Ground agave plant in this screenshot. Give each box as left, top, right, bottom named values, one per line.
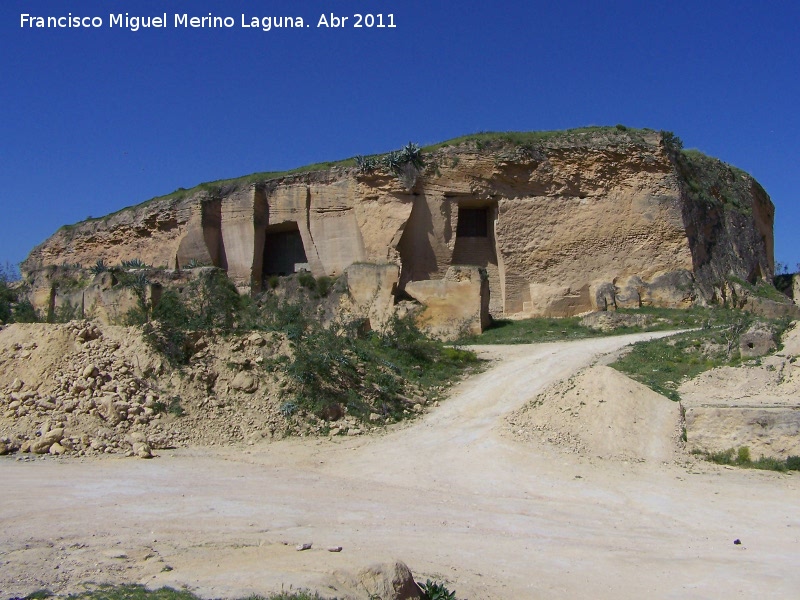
left=355, top=155, right=379, bottom=173
left=419, top=579, right=456, bottom=600
left=121, top=258, right=149, bottom=269
left=89, top=259, right=108, bottom=275
left=382, top=150, right=403, bottom=174
left=399, top=142, right=424, bottom=170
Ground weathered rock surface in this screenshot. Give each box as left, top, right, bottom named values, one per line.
left=21, top=129, right=777, bottom=321
left=332, top=560, right=424, bottom=600
left=405, top=266, right=490, bottom=340
left=679, top=321, right=800, bottom=459
left=580, top=311, right=654, bottom=332
left=738, top=322, right=777, bottom=358
left=344, top=263, right=400, bottom=331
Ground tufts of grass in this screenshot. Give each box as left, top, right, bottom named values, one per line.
left=422, top=125, right=655, bottom=153
left=695, top=447, right=800, bottom=473
left=459, top=306, right=738, bottom=346
left=728, top=275, right=793, bottom=304
left=676, top=149, right=757, bottom=215
left=610, top=311, right=790, bottom=401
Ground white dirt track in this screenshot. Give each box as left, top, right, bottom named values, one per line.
left=2, top=332, right=799, bottom=599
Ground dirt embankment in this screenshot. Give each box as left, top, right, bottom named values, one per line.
left=0, top=321, right=377, bottom=459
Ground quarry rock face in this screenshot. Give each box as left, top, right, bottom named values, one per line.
left=405, top=266, right=490, bottom=340
left=21, top=129, right=776, bottom=321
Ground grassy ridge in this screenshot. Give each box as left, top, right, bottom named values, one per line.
left=59, top=125, right=660, bottom=232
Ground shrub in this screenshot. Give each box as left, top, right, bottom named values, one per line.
left=315, top=275, right=333, bottom=297
left=297, top=271, right=316, bottom=290
left=13, top=299, right=40, bottom=323
left=737, top=446, right=751, bottom=464
left=187, top=269, right=242, bottom=330
left=786, top=456, right=800, bottom=471
left=185, top=258, right=208, bottom=269
left=660, top=130, right=684, bottom=151
left=699, top=447, right=798, bottom=472
left=0, top=280, right=13, bottom=324
left=49, top=300, right=80, bottom=323
left=167, top=396, right=185, bottom=417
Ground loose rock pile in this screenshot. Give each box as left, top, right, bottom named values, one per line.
left=1, top=321, right=163, bottom=457
left=1, top=320, right=420, bottom=459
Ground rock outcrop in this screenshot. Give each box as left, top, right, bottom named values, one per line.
left=679, top=321, right=800, bottom=459
left=21, top=128, right=777, bottom=320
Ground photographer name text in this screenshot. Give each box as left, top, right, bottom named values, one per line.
left=20, top=12, right=396, bottom=32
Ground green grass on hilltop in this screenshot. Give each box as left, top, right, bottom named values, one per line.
left=422, top=124, right=656, bottom=152
left=58, top=125, right=660, bottom=232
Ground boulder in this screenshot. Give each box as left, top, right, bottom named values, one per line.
left=49, top=442, right=67, bottom=455
left=132, top=441, right=153, bottom=459
left=405, top=266, right=490, bottom=340
left=580, top=311, right=653, bottom=333
left=333, top=560, right=424, bottom=600
left=526, top=283, right=592, bottom=317
left=345, top=263, right=400, bottom=331
left=739, top=323, right=777, bottom=358
left=231, top=371, right=258, bottom=393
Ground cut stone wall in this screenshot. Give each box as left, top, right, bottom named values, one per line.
left=22, top=132, right=778, bottom=322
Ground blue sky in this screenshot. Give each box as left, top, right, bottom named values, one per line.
left=2, top=0, right=798, bottom=272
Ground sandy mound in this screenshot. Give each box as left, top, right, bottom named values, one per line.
left=506, top=364, right=682, bottom=462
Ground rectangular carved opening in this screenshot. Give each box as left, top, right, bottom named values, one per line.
left=262, top=222, right=308, bottom=276
left=456, top=207, right=489, bottom=237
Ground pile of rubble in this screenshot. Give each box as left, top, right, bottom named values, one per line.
left=0, top=319, right=409, bottom=459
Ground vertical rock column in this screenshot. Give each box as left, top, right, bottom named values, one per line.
left=220, top=187, right=264, bottom=293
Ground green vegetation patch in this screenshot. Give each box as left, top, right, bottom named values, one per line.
left=127, top=269, right=479, bottom=426
left=423, top=125, right=656, bottom=153
left=728, top=275, right=793, bottom=304
left=18, top=581, right=462, bottom=600
left=610, top=311, right=792, bottom=401
left=0, top=262, right=39, bottom=324
left=694, top=447, right=800, bottom=473
left=459, top=306, right=733, bottom=345
left=265, top=302, right=480, bottom=423
left=677, top=149, right=757, bottom=215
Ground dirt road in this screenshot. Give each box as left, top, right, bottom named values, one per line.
left=2, top=332, right=799, bottom=599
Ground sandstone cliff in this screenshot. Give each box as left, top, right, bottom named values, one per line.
left=21, top=127, right=776, bottom=319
